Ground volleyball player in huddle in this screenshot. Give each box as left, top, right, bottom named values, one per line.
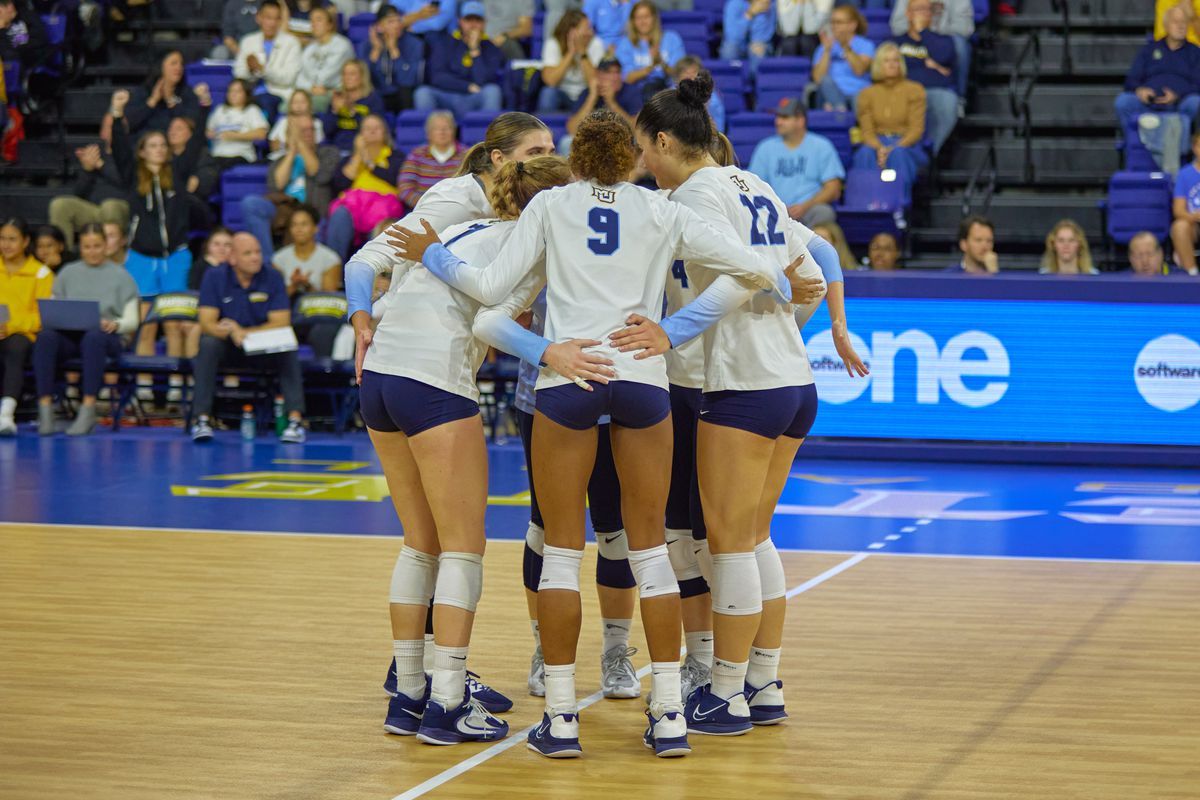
left=388, top=110, right=796, bottom=758
left=345, top=112, right=557, bottom=730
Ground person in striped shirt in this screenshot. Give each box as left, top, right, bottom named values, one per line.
left=397, top=111, right=469, bottom=211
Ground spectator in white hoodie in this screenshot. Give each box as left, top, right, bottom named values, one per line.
left=235, top=0, right=304, bottom=118
left=777, top=0, right=832, bottom=57
left=297, top=6, right=355, bottom=113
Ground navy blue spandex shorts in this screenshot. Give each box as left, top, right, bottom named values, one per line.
left=699, top=384, right=818, bottom=440
left=359, top=371, right=479, bottom=436
left=535, top=380, right=670, bottom=431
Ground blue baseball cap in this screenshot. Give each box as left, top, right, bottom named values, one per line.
left=460, top=1, right=485, bottom=18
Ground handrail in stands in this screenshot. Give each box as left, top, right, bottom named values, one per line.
left=1007, top=31, right=1040, bottom=184
left=1050, top=0, right=1073, bottom=75
left=961, top=142, right=997, bottom=218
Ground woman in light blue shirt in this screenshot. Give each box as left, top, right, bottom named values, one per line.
left=811, top=3, right=875, bottom=111
left=615, top=0, right=685, bottom=112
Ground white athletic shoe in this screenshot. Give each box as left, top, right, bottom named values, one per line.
left=600, top=645, right=640, bottom=699
left=680, top=652, right=711, bottom=701
left=528, top=645, right=545, bottom=697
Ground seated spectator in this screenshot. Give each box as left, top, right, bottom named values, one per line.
left=676, top=56, right=725, bottom=132
left=948, top=214, right=998, bottom=274
left=1155, top=0, right=1200, bottom=46
left=297, top=6, right=354, bottom=113
left=777, top=0, right=832, bottom=57
left=615, top=1, right=684, bottom=112
left=234, top=0, right=303, bottom=118
left=1040, top=219, right=1097, bottom=275
left=241, top=114, right=340, bottom=262
left=397, top=111, right=468, bottom=210
left=192, top=232, right=307, bottom=444
left=48, top=144, right=131, bottom=252
left=33, top=224, right=140, bottom=437
left=284, top=0, right=326, bottom=41
left=103, top=222, right=128, bottom=267
left=267, top=89, right=327, bottom=160
left=484, top=0, right=533, bottom=59
left=167, top=116, right=220, bottom=228
left=0, top=217, right=52, bottom=437
left=214, top=0, right=261, bottom=59
left=812, top=221, right=858, bottom=273
left=124, top=50, right=208, bottom=138
left=852, top=43, right=927, bottom=204
left=414, top=3, right=506, bottom=120
left=867, top=231, right=900, bottom=270
left=1127, top=231, right=1186, bottom=275
left=206, top=79, right=271, bottom=171
left=322, top=59, right=385, bottom=150
left=721, top=0, right=773, bottom=66
left=889, top=0, right=973, bottom=98
left=1171, top=132, right=1200, bottom=274
left=391, top=0, right=459, bottom=38
left=538, top=9, right=606, bottom=113
left=190, top=226, right=234, bottom=292
left=583, top=0, right=634, bottom=52
left=0, top=0, right=50, bottom=72
left=274, top=205, right=342, bottom=295
left=1117, top=7, right=1200, bottom=166
left=325, top=114, right=404, bottom=259
left=34, top=226, right=65, bottom=273
left=359, top=5, right=423, bottom=113
left=891, top=0, right=957, bottom=153
left=748, top=98, right=844, bottom=226
left=562, top=56, right=635, bottom=153
left=812, top=4, right=875, bottom=111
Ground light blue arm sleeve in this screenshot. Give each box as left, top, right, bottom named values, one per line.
left=478, top=316, right=551, bottom=366
left=660, top=275, right=755, bottom=349
left=344, top=259, right=376, bottom=318
left=807, top=234, right=844, bottom=284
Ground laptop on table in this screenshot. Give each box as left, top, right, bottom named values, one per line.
left=38, top=299, right=102, bottom=331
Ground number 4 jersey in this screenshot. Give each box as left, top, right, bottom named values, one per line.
left=670, top=165, right=819, bottom=393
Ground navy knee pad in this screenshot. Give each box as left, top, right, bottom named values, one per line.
left=595, top=554, right=636, bottom=589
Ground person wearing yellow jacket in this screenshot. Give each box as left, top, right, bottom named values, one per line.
left=0, top=218, right=53, bottom=435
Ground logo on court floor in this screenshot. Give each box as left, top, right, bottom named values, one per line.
left=1133, top=335, right=1200, bottom=412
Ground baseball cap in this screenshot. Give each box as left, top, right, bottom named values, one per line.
left=597, top=56, right=621, bottom=70
left=460, top=1, right=485, bottom=18
left=773, top=97, right=807, bottom=117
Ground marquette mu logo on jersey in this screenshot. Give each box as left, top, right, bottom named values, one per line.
left=592, top=187, right=616, bottom=204
left=730, top=175, right=750, bottom=193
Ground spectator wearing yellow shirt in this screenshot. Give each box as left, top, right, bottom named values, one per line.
left=0, top=218, right=53, bottom=435
left=1157, top=0, right=1200, bottom=45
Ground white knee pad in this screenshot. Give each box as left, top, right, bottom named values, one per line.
left=693, top=538, right=714, bottom=584
left=526, top=522, right=545, bottom=556
left=711, top=552, right=762, bottom=616
left=596, top=528, right=629, bottom=561
left=389, top=547, right=438, bottom=606
left=628, top=544, right=680, bottom=600
left=433, top=552, right=484, bottom=612
left=666, top=528, right=703, bottom=582
left=539, top=545, right=584, bottom=593
left=755, top=539, right=786, bottom=602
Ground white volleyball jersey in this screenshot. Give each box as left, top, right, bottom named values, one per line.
left=670, top=165, right=819, bottom=392
left=434, top=179, right=788, bottom=392
left=664, top=257, right=705, bottom=389
left=349, top=173, right=493, bottom=290
left=364, top=218, right=537, bottom=402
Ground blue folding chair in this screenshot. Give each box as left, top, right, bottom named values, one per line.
left=1102, top=171, right=1174, bottom=249
left=836, top=167, right=906, bottom=246
left=540, top=112, right=569, bottom=144
left=727, top=112, right=776, bottom=168
left=708, top=59, right=747, bottom=114
left=347, top=13, right=375, bottom=45
left=863, top=8, right=892, bottom=42
left=807, top=110, right=856, bottom=169
left=394, top=109, right=430, bottom=150
left=186, top=62, right=234, bottom=106
left=459, top=109, right=503, bottom=145
left=220, top=164, right=271, bottom=229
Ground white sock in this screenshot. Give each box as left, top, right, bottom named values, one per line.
left=650, top=661, right=681, bottom=710
left=543, top=663, right=577, bottom=714
left=393, top=640, right=426, bottom=699
left=0, top=396, right=15, bottom=421
left=430, top=644, right=469, bottom=709
left=746, top=646, right=781, bottom=689
left=423, top=632, right=435, bottom=673
left=530, top=619, right=541, bottom=648
left=711, top=657, right=748, bottom=701
left=601, top=618, right=631, bottom=653
left=685, top=630, right=714, bottom=668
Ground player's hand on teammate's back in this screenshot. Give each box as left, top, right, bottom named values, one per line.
left=386, top=219, right=441, bottom=263
left=541, top=339, right=616, bottom=389
left=609, top=314, right=670, bottom=360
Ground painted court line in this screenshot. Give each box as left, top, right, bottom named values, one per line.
left=390, top=551, right=871, bottom=800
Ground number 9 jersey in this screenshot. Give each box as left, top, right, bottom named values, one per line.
left=670, top=165, right=822, bottom=392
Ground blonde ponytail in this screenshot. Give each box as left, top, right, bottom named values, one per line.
left=488, top=156, right=574, bottom=220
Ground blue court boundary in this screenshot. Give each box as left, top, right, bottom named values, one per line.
left=802, top=437, right=1200, bottom=468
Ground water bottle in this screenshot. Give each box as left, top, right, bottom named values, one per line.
left=240, top=404, right=256, bottom=441
left=273, top=395, right=286, bottom=436
left=494, top=397, right=509, bottom=445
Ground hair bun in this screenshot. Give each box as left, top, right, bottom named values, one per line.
left=676, top=71, right=714, bottom=110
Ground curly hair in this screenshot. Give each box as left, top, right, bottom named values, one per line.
left=569, top=110, right=637, bottom=186
left=489, top=156, right=574, bottom=220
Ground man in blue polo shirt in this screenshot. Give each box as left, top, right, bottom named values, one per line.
left=891, top=0, right=958, bottom=153
left=748, top=98, right=845, bottom=226
left=1115, top=6, right=1200, bottom=154
left=192, top=232, right=307, bottom=443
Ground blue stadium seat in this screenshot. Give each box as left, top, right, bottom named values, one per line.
left=863, top=8, right=892, bottom=42
left=708, top=59, right=747, bottom=114
left=692, top=0, right=725, bottom=24
left=727, top=112, right=776, bottom=168
left=3, top=61, right=18, bottom=99
left=540, top=112, right=569, bottom=143
left=756, top=73, right=807, bottom=112
left=1104, top=171, right=1174, bottom=246
left=972, top=0, right=990, bottom=24
left=661, top=11, right=711, bottom=40
left=394, top=109, right=430, bottom=150
left=347, top=12, right=375, bottom=45
left=680, top=33, right=712, bottom=57
left=41, top=13, right=66, bottom=45
left=186, top=62, right=234, bottom=106
left=220, top=164, right=271, bottom=229
left=459, top=109, right=503, bottom=144
left=837, top=167, right=906, bottom=245
left=807, top=110, right=856, bottom=168
left=756, top=56, right=811, bottom=76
